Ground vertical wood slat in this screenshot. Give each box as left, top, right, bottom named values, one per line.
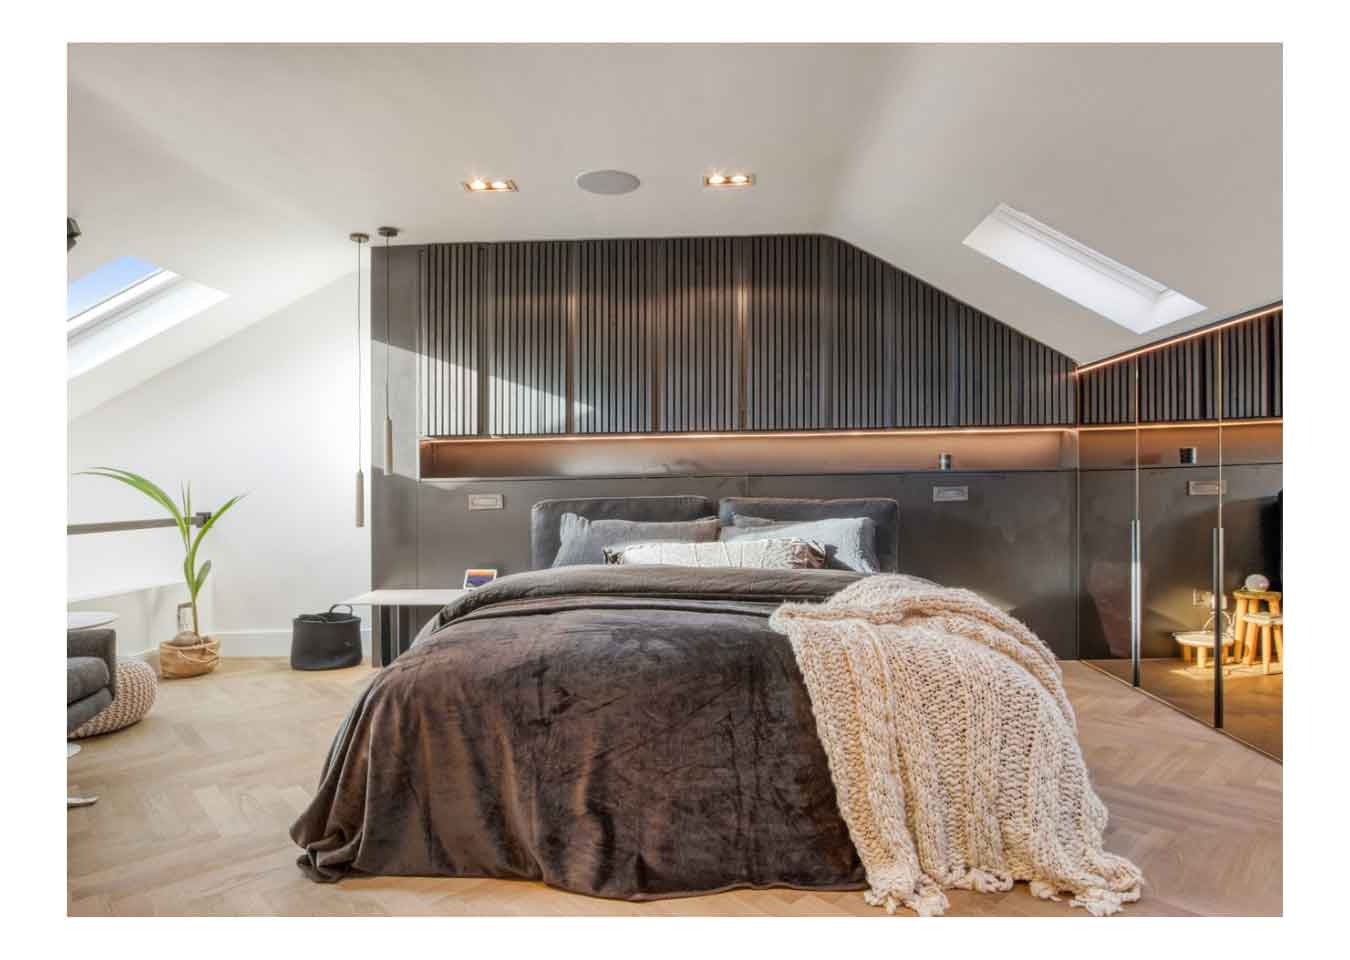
left=660, top=237, right=738, bottom=432
left=574, top=239, right=654, bottom=434
left=744, top=235, right=824, bottom=431
left=420, top=244, right=479, bottom=436
left=420, top=234, right=1083, bottom=436
left=485, top=242, right=568, bottom=435
left=1076, top=309, right=1282, bottom=424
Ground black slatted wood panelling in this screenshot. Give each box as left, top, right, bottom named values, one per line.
left=1076, top=308, right=1282, bottom=425
left=745, top=235, right=825, bottom=431
left=574, top=239, right=656, bottom=434
left=484, top=242, right=569, bottom=435
left=422, top=244, right=479, bottom=436
left=419, top=234, right=1078, bottom=436
left=662, top=237, right=740, bottom=433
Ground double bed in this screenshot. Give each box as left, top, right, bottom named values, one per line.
left=291, top=494, right=1141, bottom=914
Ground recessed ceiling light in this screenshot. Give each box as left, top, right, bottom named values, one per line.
left=463, top=178, right=517, bottom=193
left=576, top=169, right=641, bottom=195
left=704, top=172, right=754, bottom=188
left=963, top=203, right=1205, bottom=335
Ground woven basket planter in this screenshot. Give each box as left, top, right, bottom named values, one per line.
left=160, top=635, right=220, bottom=678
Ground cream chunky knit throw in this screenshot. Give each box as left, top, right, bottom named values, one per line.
left=771, top=575, right=1143, bottom=916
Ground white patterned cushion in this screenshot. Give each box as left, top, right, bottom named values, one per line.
left=604, top=537, right=827, bottom=569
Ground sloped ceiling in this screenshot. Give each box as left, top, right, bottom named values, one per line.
left=68, top=43, right=1281, bottom=415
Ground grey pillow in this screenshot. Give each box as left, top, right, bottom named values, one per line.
left=552, top=513, right=720, bottom=567
left=722, top=515, right=879, bottom=573
left=603, top=537, right=827, bottom=570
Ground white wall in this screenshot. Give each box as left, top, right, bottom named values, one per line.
left=68, top=273, right=372, bottom=655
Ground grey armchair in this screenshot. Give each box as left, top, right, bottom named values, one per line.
left=68, top=627, right=116, bottom=734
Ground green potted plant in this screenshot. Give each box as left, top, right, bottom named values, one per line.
left=79, top=468, right=243, bottom=677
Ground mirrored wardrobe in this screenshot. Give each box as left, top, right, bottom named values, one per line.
left=1078, top=308, right=1283, bottom=759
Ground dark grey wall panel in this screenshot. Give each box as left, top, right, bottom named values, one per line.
left=744, top=472, right=1076, bottom=658
left=660, top=237, right=740, bottom=432
left=1078, top=309, right=1282, bottom=425
left=485, top=242, right=570, bottom=435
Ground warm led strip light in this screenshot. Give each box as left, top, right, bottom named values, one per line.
left=1074, top=303, right=1283, bottom=375
left=422, top=425, right=1074, bottom=444
left=1078, top=417, right=1282, bottom=432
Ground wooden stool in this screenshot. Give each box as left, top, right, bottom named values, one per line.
left=1240, top=612, right=1284, bottom=675
left=1174, top=630, right=1234, bottom=670
left=1233, top=589, right=1282, bottom=665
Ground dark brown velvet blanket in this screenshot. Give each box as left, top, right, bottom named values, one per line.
left=290, top=565, right=868, bottom=898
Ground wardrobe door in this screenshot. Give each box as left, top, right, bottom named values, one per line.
left=1077, top=359, right=1138, bottom=684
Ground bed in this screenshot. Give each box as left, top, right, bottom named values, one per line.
left=290, top=495, right=893, bottom=896
left=291, top=494, right=1140, bottom=913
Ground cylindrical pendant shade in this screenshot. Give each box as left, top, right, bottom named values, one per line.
left=355, top=468, right=365, bottom=528
left=384, top=417, right=395, bottom=474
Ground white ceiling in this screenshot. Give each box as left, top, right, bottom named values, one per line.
left=68, top=43, right=1281, bottom=414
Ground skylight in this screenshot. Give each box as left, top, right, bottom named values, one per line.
left=66, top=256, right=228, bottom=380
left=963, top=203, right=1205, bottom=335
left=67, top=256, right=164, bottom=320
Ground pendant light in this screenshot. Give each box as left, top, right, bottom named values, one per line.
left=378, top=226, right=400, bottom=473
left=350, top=232, right=369, bottom=527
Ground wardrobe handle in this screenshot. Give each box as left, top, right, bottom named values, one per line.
left=1213, top=526, right=1224, bottom=728
left=1130, top=519, right=1141, bottom=687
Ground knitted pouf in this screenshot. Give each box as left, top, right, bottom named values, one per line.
left=68, top=658, right=158, bottom=740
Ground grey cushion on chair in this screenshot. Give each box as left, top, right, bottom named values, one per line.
left=68, top=627, right=117, bottom=735
left=67, top=657, right=110, bottom=704
left=530, top=496, right=717, bottom=569
left=718, top=497, right=900, bottom=573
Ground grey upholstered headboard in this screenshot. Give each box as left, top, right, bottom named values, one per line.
left=718, top=496, right=900, bottom=573
left=530, top=495, right=717, bottom=569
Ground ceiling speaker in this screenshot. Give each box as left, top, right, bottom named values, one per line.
left=575, top=169, right=641, bottom=196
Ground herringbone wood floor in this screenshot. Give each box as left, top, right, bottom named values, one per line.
left=67, top=659, right=1282, bottom=916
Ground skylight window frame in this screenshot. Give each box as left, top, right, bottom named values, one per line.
left=962, top=203, right=1206, bottom=335
left=66, top=268, right=179, bottom=343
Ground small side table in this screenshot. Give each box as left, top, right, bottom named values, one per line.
left=1232, top=590, right=1282, bottom=665
left=341, top=589, right=468, bottom=667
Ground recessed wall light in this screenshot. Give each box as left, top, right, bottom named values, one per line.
left=963, top=203, right=1205, bottom=335
left=704, top=173, right=754, bottom=188
left=463, top=178, right=517, bottom=193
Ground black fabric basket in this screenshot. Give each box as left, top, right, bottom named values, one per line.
left=290, top=604, right=362, bottom=670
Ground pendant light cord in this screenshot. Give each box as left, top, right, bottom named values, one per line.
left=355, top=239, right=362, bottom=469
left=385, top=233, right=392, bottom=412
